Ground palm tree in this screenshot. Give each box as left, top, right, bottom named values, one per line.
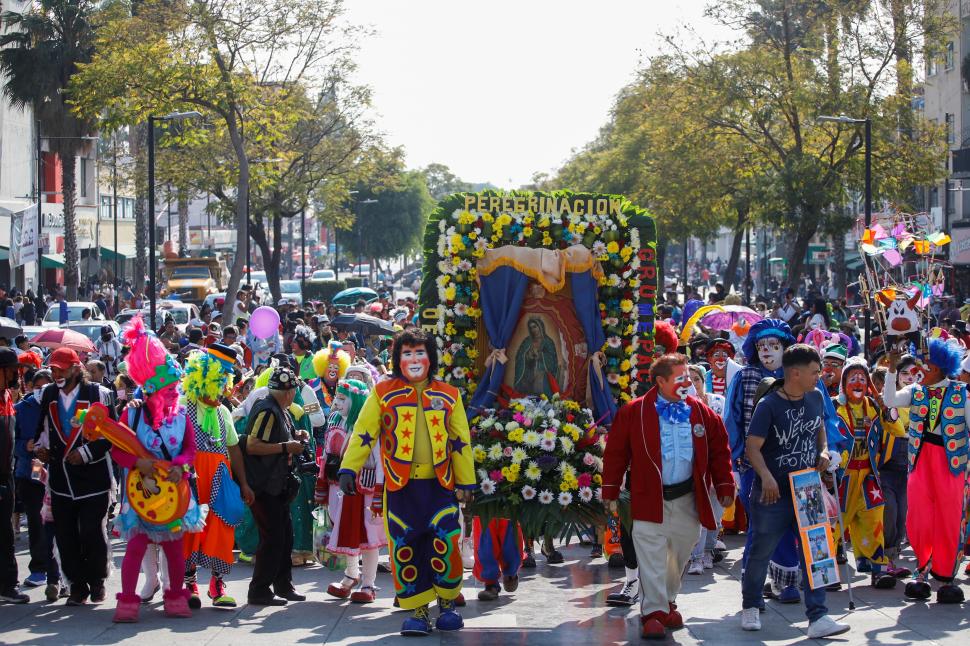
left=0, top=0, right=99, bottom=299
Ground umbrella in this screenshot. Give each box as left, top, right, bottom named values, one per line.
left=332, top=287, right=379, bottom=307
left=699, top=305, right=764, bottom=331
left=679, top=305, right=723, bottom=344
left=31, top=328, right=97, bottom=354
left=329, top=313, right=396, bottom=338
left=0, top=317, right=22, bottom=338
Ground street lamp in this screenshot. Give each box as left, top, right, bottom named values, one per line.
left=818, top=114, right=872, bottom=359
left=148, top=111, right=202, bottom=327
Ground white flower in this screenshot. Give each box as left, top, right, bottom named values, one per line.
left=454, top=303, right=468, bottom=316
left=480, top=418, right=495, bottom=429
left=538, top=489, right=555, bottom=504
left=458, top=260, right=473, bottom=272
left=557, top=462, right=577, bottom=478
left=607, top=274, right=621, bottom=287
left=558, top=491, right=573, bottom=506
left=487, top=444, right=503, bottom=460
left=522, top=430, right=541, bottom=447
left=595, top=487, right=603, bottom=502
left=540, top=437, right=556, bottom=451
left=439, top=219, right=447, bottom=232
left=505, top=421, right=520, bottom=432
left=474, top=237, right=489, bottom=250
left=592, top=241, right=607, bottom=256
left=493, top=423, right=504, bottom=432
left=511, top=447, right=528, bottom=463
left=578, top=487, right=594, bottom=503
left=559, top=437, right=575, bottom=454
left=607, top=336, right=622, bottom=348
left=550, top=418, right=561, bottom=428
left=480, top=479, right=496, bottom=495
left=477, top=468, right=489, bottom=481
left=452, top=367, right=466, bottom=379
left=521, top=485, right=537, bottom=500
left=605, top=317, right=619, bottom=327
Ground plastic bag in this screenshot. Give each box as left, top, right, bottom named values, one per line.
left=311, top=506, right=345, bottom=570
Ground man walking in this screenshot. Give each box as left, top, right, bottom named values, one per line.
left=740, top=344, right=847, bottom=638
left=0, top=348, right=28, bottom=603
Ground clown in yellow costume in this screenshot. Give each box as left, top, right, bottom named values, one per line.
left=339, top=329, right=475, bottom=637
left=835, top=358, right=900, bottom=589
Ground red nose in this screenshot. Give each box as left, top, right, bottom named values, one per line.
left=890, top=319, right=912, bottom=332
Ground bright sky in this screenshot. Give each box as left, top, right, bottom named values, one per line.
left=345, top=0, right=731, bottom=189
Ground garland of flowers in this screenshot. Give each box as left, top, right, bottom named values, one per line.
left=469, top=395, right=606, bottom=537
left=418, top=190, right=658, bottom=404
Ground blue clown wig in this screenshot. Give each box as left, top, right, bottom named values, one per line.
left=741, top=318, right=795, bottom=366
left=927, top=338, right=963, bottom=378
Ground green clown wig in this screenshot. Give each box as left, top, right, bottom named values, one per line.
left=181, top=350, right=235, bottom=403
left=335, top=378, right=369, bottom=431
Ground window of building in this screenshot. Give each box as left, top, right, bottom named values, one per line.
left=80, top=158, right=88, bottom=198
left=928, top=57, right=938, bottom=76
left=946, top=41, right=955, bottom=70
left=946, top=113, right=955, bottom=144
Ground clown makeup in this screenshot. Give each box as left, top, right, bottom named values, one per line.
left=657, top=365, right=692, bottom=402
left=710, top=348, right=730, bottom=376
left=325, top=356, right=341, bottom=385
left=332, top=392, right=351, bottom=418
left=822, top=358, right=845, bottom=388
left=399, top=344, right=430, bottom=383
left=844, top=369, right=868, bottom=404
left=898, top=364, right=923, bottom=387
left=756, top=337, right=784, bottom=371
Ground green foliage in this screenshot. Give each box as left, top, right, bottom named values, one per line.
left=421, top=163, right=472, bottom=201
left=343, top=276, right=364, bottom=288
left=341, top=169, right=434, bottom=261
left=302, top=280, right=347, bottom=303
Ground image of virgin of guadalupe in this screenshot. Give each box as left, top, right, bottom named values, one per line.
left=513, top=316, right=560, bottom=397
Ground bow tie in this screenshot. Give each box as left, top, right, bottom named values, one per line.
left=927, top=387, right=945, bottom=400
left=656, top=399, right=691, bottom=424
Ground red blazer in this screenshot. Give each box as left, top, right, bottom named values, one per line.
left=602, top=388, right=734, bottom=530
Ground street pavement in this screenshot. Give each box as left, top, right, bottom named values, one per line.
left=2, top=529, right=969, bottom=645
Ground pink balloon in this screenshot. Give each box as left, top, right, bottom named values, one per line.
left=249, top=306, right=280, bottom=339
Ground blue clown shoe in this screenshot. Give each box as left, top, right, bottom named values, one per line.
left=776, top=586, right=800, bottom=604
left=435, top=609, right=464, bottom=632
left=400, top=606, right=433, bottom=637
left=856, top=558, right=871, bottom=574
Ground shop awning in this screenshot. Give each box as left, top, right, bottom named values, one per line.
left=100, top=244, right=137, bottom=261
left=42, top=253, right=64, bottom=269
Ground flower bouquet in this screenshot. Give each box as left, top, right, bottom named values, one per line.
left=469, top=395, right=608, bottom=539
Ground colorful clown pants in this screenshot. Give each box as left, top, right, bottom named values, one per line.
left=907, top=443, right=969, bottom=581
left=385, top=477, right=463, bottom=610
left=839, top=466, right=887, bottom=567
left=472, top=518, right=523, bottom=585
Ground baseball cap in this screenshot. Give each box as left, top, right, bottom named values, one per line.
left=277, top=298, right=290, bottom=306
left=48, top=347, right=81, bottom=370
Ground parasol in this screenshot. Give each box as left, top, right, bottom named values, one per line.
left=679, top=304, right=723, bottom=344
left=31, top=328, right=97, bottom=354
left=0, top=316, right=22, bottom=338
left=699, top=305, right=764, bottom=330
left=332, top=287, right=379, bottom=307
left=329, top=312, right=396, bottom=338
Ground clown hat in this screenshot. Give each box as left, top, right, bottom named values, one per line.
left=822, top=344, right=848, bottom=363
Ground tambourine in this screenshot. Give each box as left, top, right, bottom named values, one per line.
left=82, top=403, right=190, bottom=526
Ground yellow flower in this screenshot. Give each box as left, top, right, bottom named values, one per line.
left=593, top=226, right=601, bottom=234
left=606, top=241, right=619, bottom=254
left=482, top=212, right=494, bottom=222
left=468, top=231, right=478, bottom=240
left=467, top=348, right=479, bottom=359
left=442, top=352, right=453, bottom=366
left=451, top=256, right=461, bottom=266
left=473, top=448, right=486, bottom=463
left=560, top=481, right=572, bottom=492
left=522, top=226, right=533, bottom=237
left=593, top=474, right=603, bottom=485
left=538, top=216, right=551, bottom=228
left=624, top=324, right=634, bottom=336
left=525, top=464, right=542, bottom=481
left=445, top=323, right=456, bottom=335
left=625, top=346, right=634, bottom=355
left=620, top=360, right=631, bottom=372
left=465, top=330, right=478, bottom=340
left=444, top=285, right=456, bottom=301
left=620, top=299, right=634, bottom=313
left=617, top=375, right=630, bottom=389
left=620, top=246, right=633, bottom=261
left=457, top=211, right=476, bottom=225
left=506, top=470, right=519, bottom=483
left=508, top=428, right=525, bottom=443
left=450, top=234, right=465, bottom=251
left=620, top=392, right=632, bottom=402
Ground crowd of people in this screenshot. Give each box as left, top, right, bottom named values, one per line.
left=1, top=282, right=968, bottom=641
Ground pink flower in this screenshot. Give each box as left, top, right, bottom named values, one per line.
left=582, top=453, right=596, bottom=466
left=502, top=446, right=514, bottom=458
left=489, top=469, right=504, bottom=483
left=522, top=416, right=533, bottom=427
left=513, top=412, right=525, bottom=424
left=577, top=473, right=593, bottom=488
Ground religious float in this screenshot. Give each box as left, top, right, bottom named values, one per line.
left=418, top=190, right=657, bottom=536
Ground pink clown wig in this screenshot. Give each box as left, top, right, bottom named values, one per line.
left=122, top=315, right=182, bottom=428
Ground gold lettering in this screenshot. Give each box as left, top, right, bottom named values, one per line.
left=596, top=198, right=608, bottom=215
left=488, top=196, right=500, bottom=212
left=609, top=198, right=622, bottom=215
left=513, top=197, right=525, bottom=213
left=573, top=200, right=585, bottom=216
left=464, top=195, right=476, bottom=211
left=560, top=198, right=572, bottom=214
left=476, top=196, right=486, bottom=212
left=527, top=196, right=539, bottom=213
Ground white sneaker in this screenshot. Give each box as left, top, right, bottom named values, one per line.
left=687, top=559, right=704, bottom=575
left=702, top=554, right=714, bottom=569
left=741, top=607, right=761, bottom=631
left=461, top=537, right=475, bottom=569
left=807, top=615, right=850, bottom=639
left=715, top=539, right=726, bottom=551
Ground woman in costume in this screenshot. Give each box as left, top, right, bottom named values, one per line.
left=181, top=344, right=253, bottom=609
left=112, top=316, right=204, bottom=623
left=315, top=378, right=387, bottom=603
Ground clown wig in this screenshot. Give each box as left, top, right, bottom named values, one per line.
left=741, top=318, right=794, bottom=366
left=181, top=350, right=234, bottom=403
left=654, top=320, right=679, bottom=355
left=927, top=337, right=963, bottom=378
left=335, top=378, right=370, bottom=431
left=122, top=315, right=184, bottom=426
left=312, top=344, right=350, bottom=381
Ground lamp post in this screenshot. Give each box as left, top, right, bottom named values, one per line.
left=818, top=114, right=872, bottom=358
left=148, top=111, right=202, bottom=328
left=112, top=132, right=119, bottom=315
left=300, top=208, right=307, bottom=295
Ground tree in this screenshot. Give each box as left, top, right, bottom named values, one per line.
left=70, top=0, right=368, bottom=317
left=0, top=0, right=100, bottom=299
left=421, top=163, right=471, bottom=201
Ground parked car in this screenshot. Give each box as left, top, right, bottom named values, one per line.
left=22, top=325, right=47, bottom=343
left=156, top=301, right=200, bottom=333
left=278, top=280, right=304, bottom=306
left=203, top=292, right=226, bottom=312
left=42, top=302, right=106, bottom=327
left=115, top=309, right=165, bottom=331
left=308, top=269, right=336, bottom=283
left=63, top=320, right=121, bottom=345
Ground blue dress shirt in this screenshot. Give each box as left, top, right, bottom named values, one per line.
left=657, top=395, right=694, bottom=485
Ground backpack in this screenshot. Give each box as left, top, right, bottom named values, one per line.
left=753, top=377, right=785, bottom=409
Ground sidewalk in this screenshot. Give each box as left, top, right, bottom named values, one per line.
left=2, top=531, right=968, bottom=644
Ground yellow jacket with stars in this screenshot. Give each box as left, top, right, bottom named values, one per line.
left=338, top=377, right=476, bottom=493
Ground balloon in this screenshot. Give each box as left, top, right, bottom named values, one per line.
left=249, top=306, right=280, bottom=339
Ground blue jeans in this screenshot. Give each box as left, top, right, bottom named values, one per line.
left=739, top=469, right=799, bottom=576
left=741, top=486, right=828, bottom=622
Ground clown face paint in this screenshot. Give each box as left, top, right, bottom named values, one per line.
left=399, top=344, right=430, bottom=383
left=710, top=348, right=731, bottom=376
left=325, top=357, right=341, bottom=386
left=822, top=358, right=845, bottom=390
left=844, top=369, right=868, bottom=404
left=899, top=364, right=923, bottom=387
left=658, top=364, right=691, bottom=402
left=332, top=392, right=351, bottom=418
left=756, top=337, right=784, bottom=371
